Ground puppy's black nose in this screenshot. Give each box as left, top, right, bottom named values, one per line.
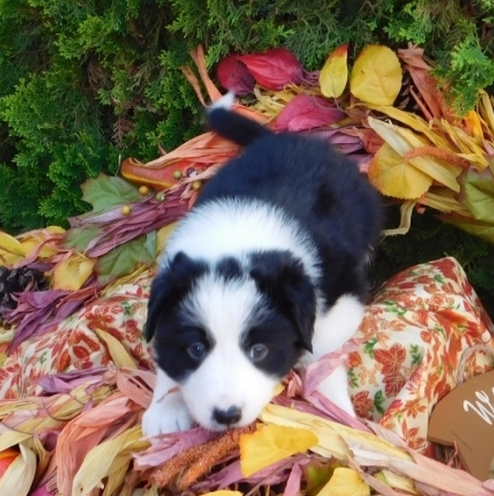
left=213, top=406, right=242, bottom=425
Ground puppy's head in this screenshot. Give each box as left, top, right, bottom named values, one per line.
left=146, top=250, right=316, bottom=430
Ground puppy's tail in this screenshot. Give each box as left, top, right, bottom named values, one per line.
left=207, top=92, right=270, bottom=147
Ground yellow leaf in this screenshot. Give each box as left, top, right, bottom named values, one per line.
left=463, top=110, right=483, bottom=139
left=45, top=225, right=66, bottom=234
left=421, top=187, right=472, bottom=216
left=260, top=404, right=412, bottom=463
left=0, top=443, right=37, bottom=496
left=72, top=425, right=147, bottom=496
left=0, top=231, right=26, bottom=265
left=93, top=328, right=137, bottom=368
left=317, top=467, right=370, bottom=496
left=363, top=104, right=448, bottom=147
left=350, top=45, right=402, bottom=106
left=17, top=239, right=59, bottom=259
left=368, top=117, right=461, bottom=192
left=479, top=90, right=494, bottom=137
left=141, top=486, right=159, bottom=496
left=319, top=44, right=348, bottom=99
left=0, top=431, right=32, bottom=452
left=368, top=143, right=433, bottom=199
left=52, top=254, right=95, bottom=290
left=378, top=469, right=419, bottom=494
left=240, top=424, right=318, bottom=477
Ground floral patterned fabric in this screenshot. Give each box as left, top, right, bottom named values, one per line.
left=0, top=270, right=154, bottom=400
left=1, top=257, right=493, bottom=452
left=349, top=257, right=494, bottom=451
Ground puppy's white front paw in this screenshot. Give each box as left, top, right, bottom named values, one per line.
left=142, top=391, right=194, bottom=436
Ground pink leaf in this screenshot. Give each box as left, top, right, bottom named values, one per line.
left=237, top=48, right=303, bottom=90
left=285, top=462, right=304, bottom=496
left=217, top=54, right=256, bottom=95
left=274, top=94, right=345, bottom=132
left=37, top=368, right=107, bottom=394
left=6, top=284, right=98, bottom=353
left=30, top=485, right=54, bottom=496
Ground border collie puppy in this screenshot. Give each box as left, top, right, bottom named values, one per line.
left=143, top=93, right=382, bottom=435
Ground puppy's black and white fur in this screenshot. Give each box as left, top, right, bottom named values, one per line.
left=143, top=93, right=382, bottom=435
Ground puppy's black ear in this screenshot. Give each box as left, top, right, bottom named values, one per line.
left=249, top=251, right=316, bottom=352
left=145, top=252, right=208, bottom=341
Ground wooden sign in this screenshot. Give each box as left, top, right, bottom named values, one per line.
left=428, top=370, right=494, bottom=480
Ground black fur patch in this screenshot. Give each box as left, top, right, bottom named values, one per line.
left=241, top=310, right=307, bottom=377
left=215, top=256, right=243, bottom=281
left=145, top=252, right=208, bottom=342
left=249, top=250, right=316, bottom=352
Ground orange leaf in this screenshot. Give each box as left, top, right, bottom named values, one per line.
left=462, top=110, right=483, bottom=139
left=368, top=143, right=433, bottom=199
left=319, top=44, right=348, bottom=99
left=188, top=45, right=222, bottom=103
left=350, top=45, right=402, bottom=106
left=240, top=424, right=318, bottom=477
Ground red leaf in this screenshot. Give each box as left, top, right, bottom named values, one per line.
left=216, top=54, right=256, bottom=95
left=237, top=48, right=303, bottom=90
left=274, top=94, right=345, bottom=132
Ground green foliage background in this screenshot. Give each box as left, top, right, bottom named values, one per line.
left=1, top=0, right=494, bottom=315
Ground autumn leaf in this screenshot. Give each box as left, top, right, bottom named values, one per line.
left=81, top=174, right=142, bottom=213
left=456, top=166, right=494, bottom=223
left=238, top=49, right=303, bottom=90
left=156, top=222, right=178, bottom=256
left=364, top=104, right=448, bottom=147
left=462, top=110, right=483, bottom=139
left=0, top=228, right=64, bottom=266
left=317, top=467, right=370, bottom=496
left=240, top=424, right=318, bottom=477
left=368, top=143, right=433, bottom=199
left=63, top=225, right=102, bottom=252
left=441, top=167, right=494, bottom=243
left=217, top=54, right=256, bottom=95
left=95, top=232, right=156, bottom=285
left=274, top=94, right=345, bottom=132
left=367, top=117, right=461, bottom=192
left=0, top=231, right=27, bottom=265
left=15, top=229, right=63, bottom=260
left=350, top=45, right=402, bottom=106
left=52, top=254, right=96, bottom=291
left=304, top=459, right=342, bottom=496
left=319, top=44, right=348, bottom=99
left=440, top=213, right=494, bottom=245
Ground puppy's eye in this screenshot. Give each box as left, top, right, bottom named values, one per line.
left=187, top=342, right=207, bottom=360
left=249, top=343, right=269, bottom=362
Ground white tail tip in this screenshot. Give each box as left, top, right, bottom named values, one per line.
left=209, top=91, right=235, bottom=111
